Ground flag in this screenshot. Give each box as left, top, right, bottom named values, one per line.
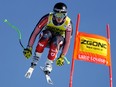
left=69, top=14, right=113, bottom=87
left=73, top=32, right=111, bottom=66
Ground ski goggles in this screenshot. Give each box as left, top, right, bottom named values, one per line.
left=54, top=13, right=66, bottom=19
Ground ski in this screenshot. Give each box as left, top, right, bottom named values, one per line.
left=40, top=66, right=53, bottom=85
left=25, top=67, right=34, bottom=79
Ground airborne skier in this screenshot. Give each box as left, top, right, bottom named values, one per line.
left=23, top=2, right=73, bottom=80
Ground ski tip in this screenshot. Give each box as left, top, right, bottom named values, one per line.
left=25, top=72, right=31, bottom=79
left=40, top=66, right=54, bottom=85
left=25, top=67, right=34, bottom=79
left=40, top=66, right=44, bottom=70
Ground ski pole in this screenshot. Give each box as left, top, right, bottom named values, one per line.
left=64, top=57, right=70, bottom=64
left=4, top=19, right=25, bottom=49
left=59, top=51, right=70, bottom=64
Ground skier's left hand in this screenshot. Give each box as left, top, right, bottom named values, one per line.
left=56, top=54, right=65, bottom=66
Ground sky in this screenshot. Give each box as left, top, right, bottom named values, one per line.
left=0, top=0, right=116, bottom=87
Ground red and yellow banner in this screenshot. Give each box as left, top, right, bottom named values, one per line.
left=74, top=32, right=111, bottom=66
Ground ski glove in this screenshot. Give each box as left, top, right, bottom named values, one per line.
left=23, top=47, right=32, bottom=59
left=56, top=54, right=65, bottom=66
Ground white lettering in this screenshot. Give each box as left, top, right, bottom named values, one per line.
left=38, top=42, right=44, bottom=47
left=78, top=54, right=106, bottom=64
left=51, top=49, right=57, bottom=52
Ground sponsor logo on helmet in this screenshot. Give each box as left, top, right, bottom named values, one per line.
left=54, top=8, right=66, bottom=13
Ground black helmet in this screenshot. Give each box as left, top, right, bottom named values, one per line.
left=53, top=2, right=67, bottom=13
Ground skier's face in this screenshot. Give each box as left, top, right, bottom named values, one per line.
left=54, top=13, right=66, bottom=23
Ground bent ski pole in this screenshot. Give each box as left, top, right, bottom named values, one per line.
left=4, top=19, right=25, bottom=49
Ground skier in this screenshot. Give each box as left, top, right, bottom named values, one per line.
left=23, top=2, right=73, bottom=78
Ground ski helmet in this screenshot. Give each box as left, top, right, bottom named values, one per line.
left=53, top=2, right=67, bottom=18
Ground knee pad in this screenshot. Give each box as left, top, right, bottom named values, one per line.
left=41, top=30, right=52, bottom=40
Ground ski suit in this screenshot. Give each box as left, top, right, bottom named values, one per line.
left=28, top=12, right=73, bottom=61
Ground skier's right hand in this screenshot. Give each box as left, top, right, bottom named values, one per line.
left=23, top=47, right=32, bottom=59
